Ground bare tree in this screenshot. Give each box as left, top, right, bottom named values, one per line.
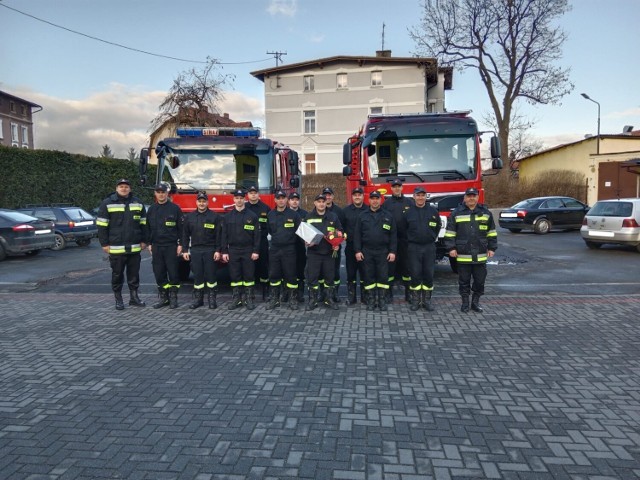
left=410, top=0, right=574, bottom=162
left=151, top=57, right=234, bottom=131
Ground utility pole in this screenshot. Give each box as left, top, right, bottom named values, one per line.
left=267, top=51, right=287, bottom=68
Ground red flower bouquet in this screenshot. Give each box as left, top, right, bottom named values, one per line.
left=325, top=229, right=346, bottom=257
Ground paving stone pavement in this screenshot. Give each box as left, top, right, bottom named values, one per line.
left=1, top=291, right=639, bottom=480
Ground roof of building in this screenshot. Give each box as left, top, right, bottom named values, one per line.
left=150, top=108, right=252, bottom=140
left=519, top=134, right=640, bottom=163
left=0, top=90, right=43, bottom=110
left=251, top=54, right=453, bottom=89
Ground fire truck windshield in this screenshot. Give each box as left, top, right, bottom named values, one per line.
left=166, top=147, right=273, bottom=192
left=368, top=134, right=477, bottom=182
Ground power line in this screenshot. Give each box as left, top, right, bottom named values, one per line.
left=0, top=3, right=271, bottom=65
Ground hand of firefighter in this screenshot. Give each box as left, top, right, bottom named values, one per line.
left=449, top=249, right=457, bottom=258
left=355, top=252, right=364, bottom=261
left=222, top=253, right=229, bottom=263
left=102, top=246, right=110, bottom=254
left=140, top=242, right=147, bottom=250
left=251, top=253, right=259, bottom=261
left=213, top=252, right=221, bottom=261
left=488, top=250, right=495, bottom=258
left=176, top=245, right=183, bottom=256
left=182, top=252, right=190, bottom=261
left=387, top=253, right=396, bottom=262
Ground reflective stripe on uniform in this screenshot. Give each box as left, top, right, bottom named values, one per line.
left=107, top=204, right=125, bottom=213
left=109, top=245, right=126, bottom=254
left=455, top=215, right=471, bottom=223
left=96, top=217, right=109, bottom=226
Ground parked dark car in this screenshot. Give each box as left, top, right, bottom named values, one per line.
left=0, top=209, right=56, bottom=261
left=499, top=196, right=589, bottom=234
left=17, top=205, right=98, bottom=251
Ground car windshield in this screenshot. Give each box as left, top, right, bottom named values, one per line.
left=588, top=201, right=633, bottom=217
left=367, top=134, right=477, bottom=182
left=167, top=146, right=273, bottom=192
left=62, top=208, right=95, bottom=221
left=0, top=211, right=39, bottom=222
left=511, top=199, right=541, bottom=209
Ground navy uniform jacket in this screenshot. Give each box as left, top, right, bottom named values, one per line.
left=220, top=207, right=260, bottom=254
left=444, top=203, right=497, bottom=264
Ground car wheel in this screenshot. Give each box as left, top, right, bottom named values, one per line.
left=76, top=239, right=91, bottom=247
left=449, top=256, right=458, bottom=273
left=585, top=241, right=601, bottom=250
left=508, top=228, right=522, bottom=233
left=25, top=249, right=41, bottom=256
left=51, top=233, right=66, bottom=251
left=534, top=218, right=551, bottom=235
left=0, top=244, right=6, bottom=261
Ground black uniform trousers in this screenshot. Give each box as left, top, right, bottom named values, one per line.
left=109, top=253, right=141, bottom=292
left=269, top=245, right=297, bottom=288
left=457, top=263, right=487, bottom=296
left=307, top=252, right=335, bottom=290
left=190, top=246, right=217, bottom=289
left=295, top=240, right=307, bottom=286
left=229, top=246, right=255, bottom=287
left=345, top=243, right=364, bottom=286
left=388, top=238, right=410, bottom=283
left=152, top=245, right=180, bottom=288
left=255, top=240, right=269, bottom=285
left=408, top=242, right=436, bottom=290
left=362, top=248, right=389, bottom=289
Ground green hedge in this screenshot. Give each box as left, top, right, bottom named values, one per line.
left=0, top=146, right=156, bottom=211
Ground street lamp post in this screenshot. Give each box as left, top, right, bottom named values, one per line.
left=581, top=93, right=601, bottom=155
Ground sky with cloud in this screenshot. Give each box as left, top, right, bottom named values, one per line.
left=1, top=0, right=638, bottom=159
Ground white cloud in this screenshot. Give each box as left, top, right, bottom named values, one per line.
left=10, top=84, right=264, bottom=158
left=309, top=33, right=325, bottom=43
left=266, top=0, right=297, bottom=17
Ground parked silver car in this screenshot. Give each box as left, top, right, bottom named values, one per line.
left=580, top=198, right=640, bottom=252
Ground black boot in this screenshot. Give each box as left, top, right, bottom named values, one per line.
left=245, top=286, right=256, bottom=310
left=385, top=286, right=393, bottom=305
left=346, top=284, right=357, bottom=306
left=296, top=283, right=305, bottom=303
left=366, top=289, right=376, bottom=311
left=305, top=288, right=319, bottom=311
left=262, top=283, right=269, bottom=302
left=168, top=289, right=179, bottom=309
left=409, top=290, right=421, bottom=311
left=360, top=284, right=367, bottom=305
left=331, top=285, right=340, bottom=303
left=208, top=288, right=217, bottom=309
left=114, top=291, right=125, bottom=310
left=153, top=288, right=170, bottom=309
left=266, top=285, right=281, bottom=310
left=129, top=289, right=145, bottom=307
left=461, top=295, right=470, bottom=313
left=404, top=282, right=411, bottom=302
left=325, top=287, right=339, bottom=310
left=288, top=287, right=299, bottom=311
left=471, top=293, right=483, bottom=313
left=423, top=290, right=434, bottom=312
left=228, top=287, right=243, bottom=310
left=378, top=288, right=388, bottom=312
left=281, top=287, right=290, bottom=303
left=189, top=289, right=204, bottom=309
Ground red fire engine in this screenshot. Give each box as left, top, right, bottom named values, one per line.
left=139, top=126, right=300, bottom=213
left=342, top=112, right=502, bottom=270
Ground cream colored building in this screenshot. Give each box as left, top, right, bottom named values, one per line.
left=251, top=51, right=452, bottom=174
left=519, top=135, right=640, bottom=205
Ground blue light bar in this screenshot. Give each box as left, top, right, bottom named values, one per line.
left=176, top=127, right=261, bottom=138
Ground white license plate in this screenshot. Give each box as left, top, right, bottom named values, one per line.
left=589, top=230, right=615, bottom=238
left=500, top=212, right=518, bottom=218
left=75, top=221, right=94, bottom=226
left=35, top=229, right=51, bottom=235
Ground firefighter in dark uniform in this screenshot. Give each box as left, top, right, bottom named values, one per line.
left=354, top=190, right=397, bottom=311
left=342, top=187, right=367, bottom=305
left=182, top=192, right=222, bottom=310
left=322, top=187, right=346, bottom=302
left=245, top=185, right=271, bottom=302
left=304, top=194, right=343, bottom=311
left=266, top=190, right=302, bottom=310
left=288, top=192, right=308, bottom=303
left=147, top=183, right=184, bottom=309
left=444, top=187, right=498, bottom=313
left=383, top=178, right=414, bottom=302
left=401, top=186, right=441, bottom=312
left=97, top=178, right=148, bottom=310
left=221, top=189, right=261, bottom=310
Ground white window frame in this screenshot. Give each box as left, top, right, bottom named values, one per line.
left=371, top=71, right=382, bottom=87
left=370, top=106, right=383, bottom=115
left=304, top=153, right=317, bottom=174
left=11, top=123, right=19, bottom=146
left=303, top=110, right=316, bottom=134
left=0, top=119, right=3, bottom=139
left=303, top=75, right=314, bottom=92
left=21, top=126, right=29, bottom=146
left=337, top=73, right=348, bottom=89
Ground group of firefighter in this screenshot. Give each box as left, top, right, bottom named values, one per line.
left=97, top=177, right=497, bottom=314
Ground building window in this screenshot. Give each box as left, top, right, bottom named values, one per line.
left=11, top=123, right=19, bottom=145
left=10, top=101, right=16, bottom=113
left=21, top=105, right=27, bottom=116
left=337, top=73, right=348, bottom=89
left=305, top=154, right=316, bottom=174
left=0, top=119, right=3, bottom=139
left=371, top=71, right=382, bottom=87
left=303, top=75, right=314, bottom=92
left=303, top=110, right=316, bottom=134
left=370, top=106, right=383, bottom=115
left=21, top=126, right=29, bottom=146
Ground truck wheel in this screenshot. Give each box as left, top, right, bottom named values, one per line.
left=449, top=256, right=458, bottom=273
left=51, top=233, right=66, bottom=251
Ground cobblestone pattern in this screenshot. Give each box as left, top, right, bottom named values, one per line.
left=1, top=293, right=639, bottom=479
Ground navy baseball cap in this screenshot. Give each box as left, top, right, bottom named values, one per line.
left=465, top=187, right=479, bottom=196
left=116, top=178, right=130, bottom=186
left=154, top=183, right=168, bottom=192
left=247, top=185, right=258, bottom=192
left=314, top=194, right=326, bottom=201
left=288, top=192, right=300, bottom=199
left=390, top=178, right=403, bottom=186
left=322, top=187, right=334, bottom=195
left=352, top=187, right=364, bottom=195
left=196, top=192, right=208, bottom=200
left=275, top=190, right=287, bottom=198
left=231, top=189, right=246, bottom=197
left=414, top=186, right=426, bottom=194
left=369, top=191, right=381, bottom=198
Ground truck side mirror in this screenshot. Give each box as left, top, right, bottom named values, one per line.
left=490, top=136, right=501, bottom=159
left=169, top=155, right=180, bottom=169
left=139, top=148, right=149, bottom=175
left=343, top=165, right=352, bottom=176
left=290, top=177, right=300, bottom=188
left=492, top=158, right=503, bottom=170
left=343, top=143, right=352, bottom=165
left=288, top=151, right=299, bottom=175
